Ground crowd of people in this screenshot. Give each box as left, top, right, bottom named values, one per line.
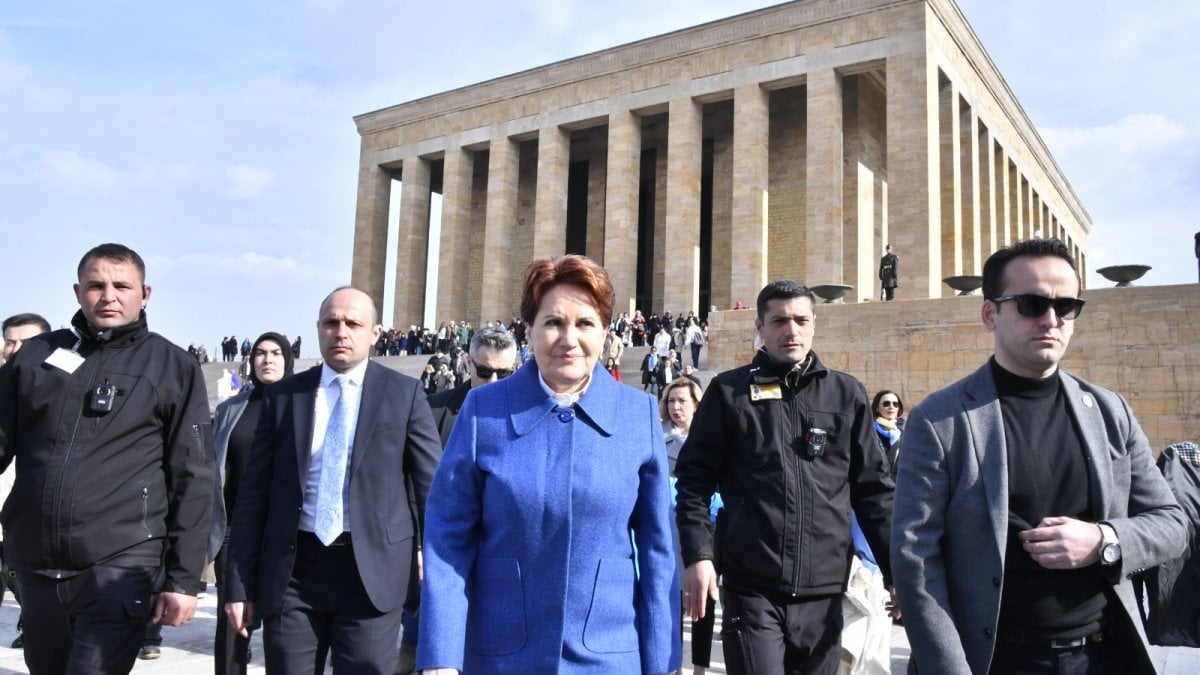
left=0, top=238, right=1194, bottom=675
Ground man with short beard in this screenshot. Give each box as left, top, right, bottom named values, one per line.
left=0, top=243, right=214, bottom=674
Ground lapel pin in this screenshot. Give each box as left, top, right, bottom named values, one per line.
left=1082, top=394, right=1094, bottom=408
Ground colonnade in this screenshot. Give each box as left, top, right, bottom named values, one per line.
left=351, top=0, right=1090, bottom=329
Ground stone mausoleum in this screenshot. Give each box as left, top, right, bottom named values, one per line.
left=351, top=0, right=1091, bottom=327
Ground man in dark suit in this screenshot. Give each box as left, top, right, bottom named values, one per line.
left=224, top=286, right=441, bottom=674
left=892, top=239, right=1185, bottom=674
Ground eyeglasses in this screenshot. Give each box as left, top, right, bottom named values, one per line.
left=475, top=365, right=514, bottom=380
left=990, top=294, right=1085, bottom=320
left=880, top=400, right=900, bottom=408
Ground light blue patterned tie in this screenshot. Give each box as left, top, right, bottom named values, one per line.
left=315, top=375, right=350, bottom=545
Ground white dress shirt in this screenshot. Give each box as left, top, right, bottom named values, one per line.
left=299, top=359, right=368, bottom=534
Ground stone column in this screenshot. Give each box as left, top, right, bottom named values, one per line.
left=1014, top=174, right=1026, bottom=240
left=534, top=125, right=569, bottom=260
left=663, top=97, right=702, bottom=315
left=887, top=52, right=941, bottom=299
left=351, top=162, right=392, bottom=316
left=940, top=82, right=963, bottom=279
left=604, top=111, right=641, bottom=317
left=436, top=145, right=473, bottom=325
left=481, top=135, right=519, bottom=322
left=1005, top=171, right=1015, bottom=242
left=853, top=163, right=877, bottom=301
left=981, top=126, right=996, bottom=257
left=393, top=155, right=430, bottom=329
left=1026, top=181, right=1036, bottom=237
left=806, top=69, right=844, bottom=288
left=731, top=84, right=769, bottom=308
left=992, top=141, right=1006, bottom=248
left=585, top=130, right=608, bottom=262
left=960, top=105, right=979, bottom=274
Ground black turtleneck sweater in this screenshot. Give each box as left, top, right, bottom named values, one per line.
left=993, top=359, right=1107, bottom=640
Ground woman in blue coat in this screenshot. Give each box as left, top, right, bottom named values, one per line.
left=418, top=255, right=680, bottom=674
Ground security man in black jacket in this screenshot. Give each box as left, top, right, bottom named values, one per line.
left=0, top=243, right=214, bottom=674
left=675, top=280, right=896, bottom=674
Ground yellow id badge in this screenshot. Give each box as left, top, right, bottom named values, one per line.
left=749, top=383, right=783, bottom=401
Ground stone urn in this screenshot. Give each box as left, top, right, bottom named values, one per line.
left=811, top=284, right=854, bottom=304
left=1096, top=264, right=1151, bottom=287
left=943, top=275, right=983, bottom=296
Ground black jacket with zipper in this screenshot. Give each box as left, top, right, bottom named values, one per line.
left=675, top=349, right=894, bottom=596
left=0, top=310, right=214, bottom=594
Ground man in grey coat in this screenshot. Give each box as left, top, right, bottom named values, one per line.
left=892, top=238, right=1185, bottom=674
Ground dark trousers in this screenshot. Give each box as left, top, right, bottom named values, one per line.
left=263, top=532, right=402, bottom=674
left=215, top=541, right=252, bottom=675
left=400, top=606, right=418, bottom=645
left=991, top=638, right=1142, bottom=674
left=720, top=586, right=842, bottom=675
left=143, top=621, right=163, bottom=646
left=882, top=286, right=895, bottom=301
left=991, top=615, right=1150, bottom=675
left=17, top=564, right=156, bottom=675
left=687, top=595, right=718, bottom=666
left=690, top=343, right=702, bottom=369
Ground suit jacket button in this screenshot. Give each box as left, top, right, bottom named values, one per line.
left=992, top=576, right=1001, bottom=588
left=983, top=628, right=993, bottom=640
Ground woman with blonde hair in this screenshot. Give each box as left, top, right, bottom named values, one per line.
left=661, top=377, right=721, bottom=675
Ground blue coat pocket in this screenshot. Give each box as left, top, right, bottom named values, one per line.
left=467, top=557, right=527, bottom=655
left=582, top=557, right=638, bottom=653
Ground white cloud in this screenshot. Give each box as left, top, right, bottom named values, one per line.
left=1043, top=113, right=1195, bottom=196
left=1040, top=114, right=1200, bottom=287
left=225, top=165, right=276, bottom=199
left=150, top=251, right=342, bottom=284
left=0, top=29, right=29, bottom=89
left=33, top=150, right=202, bottom=197
left=38, top=150, right=124, bottom=194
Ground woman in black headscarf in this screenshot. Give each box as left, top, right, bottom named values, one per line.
left=209, top=332, right=294, bottom=674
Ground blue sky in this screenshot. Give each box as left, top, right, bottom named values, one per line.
left=2, top=1, right=1196, bottom=354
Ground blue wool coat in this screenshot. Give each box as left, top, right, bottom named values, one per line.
left=417, top=361, right=680, bottom=674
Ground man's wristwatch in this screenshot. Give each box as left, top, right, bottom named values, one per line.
left=1098, top=522, right=1121, bottom=566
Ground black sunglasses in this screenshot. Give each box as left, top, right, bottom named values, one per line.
left=990, top=294, right=1085, bottom=320
left=880, top=400, right=900, bottom=408
left=475, top=365, right=514, bottom=380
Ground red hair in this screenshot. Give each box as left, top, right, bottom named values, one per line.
left=520, top=255, right=614, bottom=327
